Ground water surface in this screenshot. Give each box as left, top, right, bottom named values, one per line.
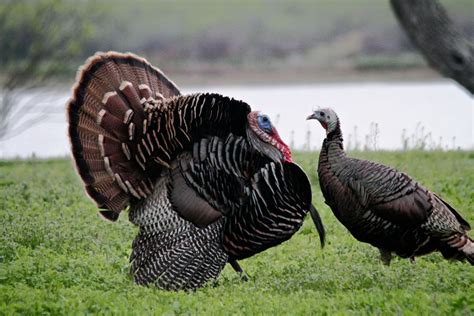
left=0, top=81, right=472, bottom=158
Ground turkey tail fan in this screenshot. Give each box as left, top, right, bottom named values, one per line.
left=309, top=204, right=325, bottom=248
left=129, top=176, right=228, bottom=290
left=67, top=51, right=181, bottom=220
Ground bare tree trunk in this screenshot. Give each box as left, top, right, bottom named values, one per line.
left=390, top=0, right=474, bottom=94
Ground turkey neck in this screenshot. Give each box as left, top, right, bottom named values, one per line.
left=320, top=123, right=346, bottom=166
left=318, top=122, right=349, bottom=222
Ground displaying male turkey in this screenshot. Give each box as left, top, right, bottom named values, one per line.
left=67, top=51, right=325, bottom=291
left=307, top=108, right=473, bottom=265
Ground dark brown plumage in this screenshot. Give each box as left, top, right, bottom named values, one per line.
left=307, top=108, right=473, bottom=265
left=67, top=51, right=325, bottom=291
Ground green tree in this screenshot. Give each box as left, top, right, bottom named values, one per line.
left=0, top=0, right=99, bottom=139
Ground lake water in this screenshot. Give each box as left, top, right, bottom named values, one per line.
left=0, top=81, right=472, bottom=158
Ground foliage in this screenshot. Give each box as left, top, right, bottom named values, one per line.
left=2, top=0, right=472, bottom=77
left=87, top=0, right=472, bottom=65
left=354, top=53, right=426, bottom=71
left=0, top=152, right=473, bottom=314
left=0, top=0, right=99, bottom=87
left=0, top=0, right=100, bottom=139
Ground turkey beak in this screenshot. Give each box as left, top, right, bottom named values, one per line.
left=306, top=112, right=318, bottom=120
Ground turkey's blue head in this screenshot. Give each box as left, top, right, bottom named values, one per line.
left=257, top=115, right=272, bottom=133
left=307, top=108, right=339, bottom=134
left=247, top=111, right=292, bottom=163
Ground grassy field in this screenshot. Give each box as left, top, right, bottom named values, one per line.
left=0, top=151, right=473, bottom=314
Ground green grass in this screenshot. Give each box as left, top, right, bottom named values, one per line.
left=1, top=151, right=473, bottom=315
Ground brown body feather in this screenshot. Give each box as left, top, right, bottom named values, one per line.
left=318, top=123, right=473, bottom=265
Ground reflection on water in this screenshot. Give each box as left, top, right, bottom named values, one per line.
left=0, top=81, right=472, bottom=158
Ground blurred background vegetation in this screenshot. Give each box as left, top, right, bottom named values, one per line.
left=1, top=0, right=473, bottom=85
left=0, top=0, right=472, bottom=144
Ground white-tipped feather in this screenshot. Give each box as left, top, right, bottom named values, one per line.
left=98, top=134, right=105, bottom=157
left=97, top=109, right=107, bottom=125
left=119, top=80, right=133, bottom=91
left=102, top=91, right=117, bottom=104
left=123, top=109, right=134, bottom=124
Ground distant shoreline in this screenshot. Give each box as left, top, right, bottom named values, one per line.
left=33, top=67, right=443, bottom=89
left=160, top=67, right=441, bottom=86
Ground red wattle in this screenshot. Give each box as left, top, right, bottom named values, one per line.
left=272, top=127, right=293, bottom=162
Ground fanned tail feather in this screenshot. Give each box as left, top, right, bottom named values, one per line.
left=67, top=51, right=181, bottom=218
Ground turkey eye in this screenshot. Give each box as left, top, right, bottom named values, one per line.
left=262, top=116, right=269, bottom=122
left=320, top=112, right=325, bottom=117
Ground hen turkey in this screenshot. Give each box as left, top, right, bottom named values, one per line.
left=307, top=108, right=472, bottom=265
left=67, top=51, right=325, bottom=291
